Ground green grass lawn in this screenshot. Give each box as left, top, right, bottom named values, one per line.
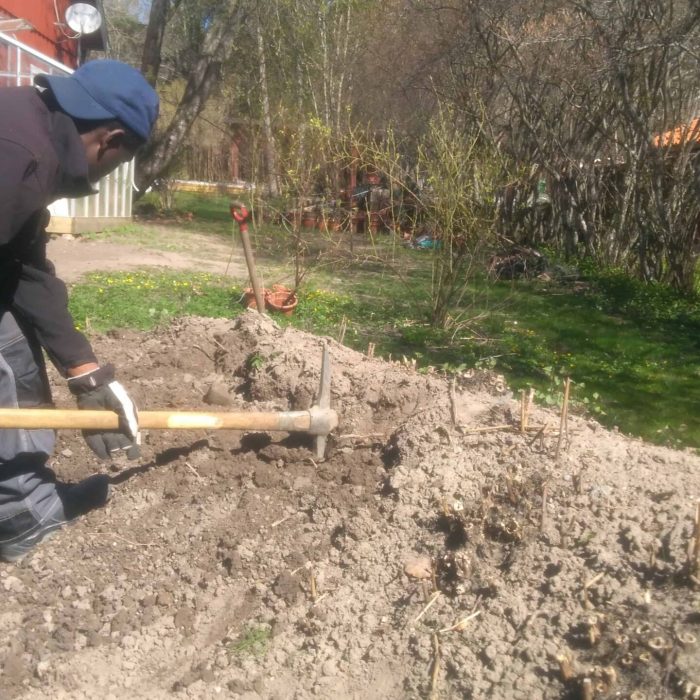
left=69, top=192, right=700, bottom=450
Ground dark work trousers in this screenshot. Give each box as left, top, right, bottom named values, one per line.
left=0, top=308, right=65, bottom=546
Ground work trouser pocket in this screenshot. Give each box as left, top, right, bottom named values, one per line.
left=0, top=311, right=54, bottom=460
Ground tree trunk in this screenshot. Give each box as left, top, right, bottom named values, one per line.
left=140, top=0, right=169, bottom=87
left=256, top=17, right=279, bottom=196
left=135, top=0, right=247, bottom=193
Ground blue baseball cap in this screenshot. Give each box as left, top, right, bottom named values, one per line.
left=36, top=59, right=159, bottom=142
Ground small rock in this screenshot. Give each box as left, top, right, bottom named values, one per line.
left=204, top=382, right=233, bottom=407
left=3, top=575, right=24, bottom=593
left=237, top=545, right=254, bottom=561
left=35, top=660, right=50, bottom=679
left=157, top=590, right=175, bottom=607
left=404, top=555, right=432, bottom=580
left=174, top=606, right=195, bottom=634
left=200, top=668, right=216, bottom=683
left=61, top=448, right=73, bottom=457
left=321, top=659, right=337, bottom=676
left=273, top=571, right=301, bottom=604
left=292, top=476, right=313, bottom=490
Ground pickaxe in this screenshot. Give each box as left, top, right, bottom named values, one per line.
left=0, top=345, right=338, bottom=460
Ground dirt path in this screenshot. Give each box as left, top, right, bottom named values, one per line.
left=47, top=228, right=249, bottom=283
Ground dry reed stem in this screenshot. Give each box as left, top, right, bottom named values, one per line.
left=309, top=571, right=317, bottom=601
left=555, top=378, right=571, bottom=460
left=691, top=500, right=700, bottom=576
left=270, top=512, right=298, bottom=528
left=556, top=653, right=575, bottom=682
left=438, top=610, right=481, bottom=633
left=541, top=482, right=549, bottom=531
left=211, top=336, right=229, bottom=354
left=184, top=461, right=203, bottom=481
left=585, top=572, right=604, bottom=589
left=337, top=317, right=348, bottom=344
left=520, top=390, right=526, bottom=432
left=430, top=633, right=441, bottom=700
left=413, top=591, right=441, bottom=625
left=526, top=387, right=535, bottom=429
left=528, top=422, right=549, bottom=448
left=581, top=582, right=591, bottom=610
left=581, top=570, right=604, bottom=610
left=366, top=342, right=376, bottom=358
left=192, top=344, right=215, bottom=362
left=290, top=562, right=311, bottom=576
left=450, top=377, right=458, bottom=426
left=581, top=677, right=594, bottom=700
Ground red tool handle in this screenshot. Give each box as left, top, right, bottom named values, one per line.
left=230, top=202, right=250, bottom=233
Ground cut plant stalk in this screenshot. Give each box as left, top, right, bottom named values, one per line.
left=430, top=633, right=441, bottom=700
left=691, top=500, right=700, bottom=577
left=555, top=378, right=571, bottom=460
left=556, top=653, right=575, bottom=682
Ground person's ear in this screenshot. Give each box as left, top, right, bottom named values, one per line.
left=98, top=127, right=127, bottom=155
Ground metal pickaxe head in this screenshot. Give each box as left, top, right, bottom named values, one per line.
left=307, top=343, right=337, bottom=460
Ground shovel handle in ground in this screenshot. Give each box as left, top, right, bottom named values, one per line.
left=230, top=201, right=265, bottom=313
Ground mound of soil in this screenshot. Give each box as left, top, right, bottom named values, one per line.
left=1, top=311, right=698, bottom=699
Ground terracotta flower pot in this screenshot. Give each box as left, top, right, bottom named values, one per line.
left=242, top=287, right=268, bottom=309
left=265, top=285, right=298, bottom=316
left=301, top=213, right=317, bottom=229
left=243, top=288, right=257, bottom=308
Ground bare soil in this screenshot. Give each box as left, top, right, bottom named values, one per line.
left=0, top=239, right=699, bottom=699
left=47, top=228, right=248, bottom=283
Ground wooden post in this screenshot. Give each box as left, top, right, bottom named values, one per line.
left=555, top=378, right=571, bottom=460
left=230, top=138, right=240, bottom=181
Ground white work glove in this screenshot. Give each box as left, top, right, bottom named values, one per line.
left=68, top=364, right=140, bottom=460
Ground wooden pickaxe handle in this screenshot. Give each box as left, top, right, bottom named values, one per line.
left=0, top=344, right=339, bottom=459
left=0, top=407, right=338, bottom=435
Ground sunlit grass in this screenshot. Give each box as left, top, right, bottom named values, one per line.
left=67, top=192, right=700, bottom=450
left=69, top=271, right=243, bottom=331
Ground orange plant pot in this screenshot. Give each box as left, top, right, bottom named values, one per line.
left=265, top=286, right=298, bottom=316
left=243, top=288, right=267, bottom=309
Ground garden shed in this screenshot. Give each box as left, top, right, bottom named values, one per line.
left=0, top=2, right=135, bottom=234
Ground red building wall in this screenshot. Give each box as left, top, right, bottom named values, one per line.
left=0, top=1, right=78, bottom=67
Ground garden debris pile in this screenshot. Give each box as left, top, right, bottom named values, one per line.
left=0, top=311, right=698, bottom=699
